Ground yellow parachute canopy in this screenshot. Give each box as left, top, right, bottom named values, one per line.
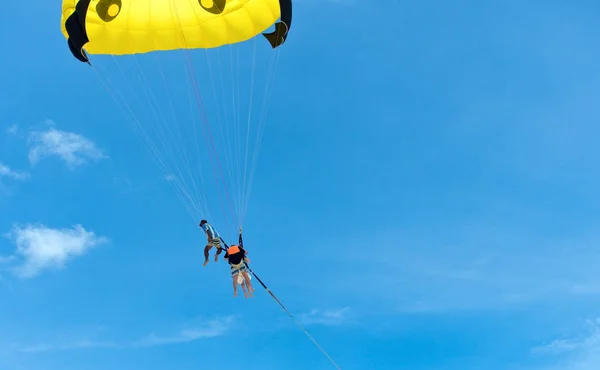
left=61, top=0, right=290, bottom=61
left=58, top=0, right=293, bottom=238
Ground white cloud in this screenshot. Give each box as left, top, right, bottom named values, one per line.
left=28, top=127, right=107, bottom=168
left=298, top=307, right=352, bottom=326
left=19, top=317, right=233, bottom=353
left=5, top=224, right=108, bottom=278
left=0, top=162, right=29, bottom=181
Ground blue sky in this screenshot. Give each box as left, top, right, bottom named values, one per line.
left=2, top=0, right=600, bottom=369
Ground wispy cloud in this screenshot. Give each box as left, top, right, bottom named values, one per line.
left=112, top=176, right=135, bottom=195
left=135, top=316, right=234, bottom=347
left=532, top=319, right=600, bottom=370
left=21, top=340, right=116, bottom=353
left=532, top=338, right=583, bottom=355
left=6, top=124, right=18, bottom=135
left=20, top=316, right=234, bottom=353
left=113, top=177, right=133, bottom=187
left=28, top=127, right=107, bottom=168
left=4, top=224, right=108, bottom=278
left=297, top=222, right=600, bottom=314
left=0, top=162, right=29, bottom=181
left=298, top=307, right=353, bottom=326
left=0, top=255, right=16, bottom=265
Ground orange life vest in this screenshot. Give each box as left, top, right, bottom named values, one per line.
left=227, top=245, right=240, bottom=254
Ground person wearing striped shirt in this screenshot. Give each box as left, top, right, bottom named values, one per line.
left=199, top=220, right=223, bottom=266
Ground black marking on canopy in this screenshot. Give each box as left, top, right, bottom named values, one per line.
left=198, top=0, right=226, bottom=15
left=64, top=0, right=92, bottom=63
left=262, top=0, right=292, bottom=48
left=97, top=0, right=123, bottom=22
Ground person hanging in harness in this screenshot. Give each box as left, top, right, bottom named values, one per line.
left=199, top=220, right=223, bottom=266
left=224, top=243, right=254, bottom=298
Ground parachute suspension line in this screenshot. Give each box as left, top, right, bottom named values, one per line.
left=234, top=45, right=242, bottom=220
left=105, top=47, right=214, bottom=221
left=204, top=49, right=237, bottom=221
left=228, top=45, right=240, bottom=219
left=208, top=46, right=241, bottom=224
left=126, top=57, right=190, bottom=193
left=114, top=58, right=205, bottom=219
left=235, top=46, right=243, bottom=219
left=244, top=262, right=342, bottom=370
left=90, top=61, right=202, bottom=222
left=124, top=53, right=213, bottom=219
left=183, top=50, right=234, bottom=238
left=169, top=0, right=240, bottom=237
left=200, top=33, right=277, bottom=229
left=225, top=42, right=246, bottom=221
left=240, top=38, right=258, bottom=223
left=115, top=54, right=207, bottom=218
left=214, top=41, right=256, bottom=226
left=214, top=48, right=238, bottom=213
left=132, top=54, right=205, bottom=217
left=152, top=51, right=207, bottom=216
left=240, top=48, right=283, bottom=225
left=112, top=53, right=204, bottom=217
left=183, top=54, right=215, bottom=220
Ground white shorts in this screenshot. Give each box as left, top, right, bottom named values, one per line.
left=207, top=238, right=221, bottom=248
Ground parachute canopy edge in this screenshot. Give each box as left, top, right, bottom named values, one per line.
left=62, top=0, right=293, bottom=63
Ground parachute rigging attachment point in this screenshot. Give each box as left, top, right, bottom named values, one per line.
left=238, top=230, right=244, bottom=249
left=262, top=0, right=293, bottom=48
left=262, top=22, right=289, bottom=48
left=64, top=0, right=91, bottom=63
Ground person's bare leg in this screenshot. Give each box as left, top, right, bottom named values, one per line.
left=242, top=271, right=254, bottom=296
left=242, top=280, right=249, bottom=298
left=203, top=245, right=212, bottom=266
left=232, top=275, right=238, bottom=297
left=214, top=246, right=222, bottom=262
